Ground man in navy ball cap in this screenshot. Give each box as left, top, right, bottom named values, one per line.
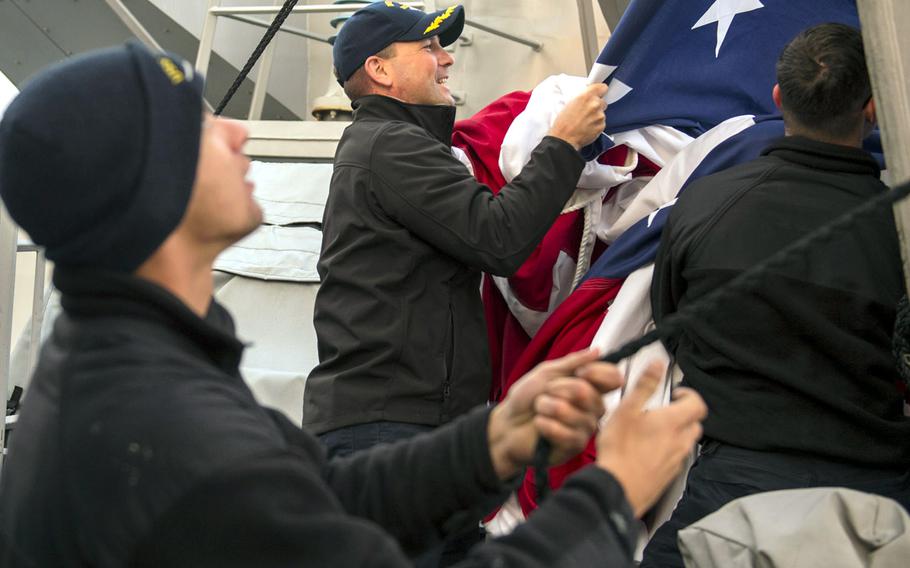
left=0, top=41, right=705, bottom=568
left=333, top=1, right=465, bottom=88
left=308, top=0, right=612, bottom=473
left=315, top=5, right=611, bottom=556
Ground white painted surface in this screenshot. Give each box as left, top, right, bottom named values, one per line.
left=858, top=0, right=910, bottom=295
left=0, top=70, right=52, bottom=393
left=0, top=71, right=29, bottom=368
left=0, top=69, right=17, bottom=119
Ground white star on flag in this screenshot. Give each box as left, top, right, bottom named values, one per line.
left=588, top=64, right=633, bottom=105
left=647, top=198, right=678, bottom=228
left=693, top=0, right=765, bottom=58
left=606, top=78, right=633, bottom=105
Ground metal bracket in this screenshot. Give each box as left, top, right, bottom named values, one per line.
left=446, top=33, right=473, bottom=52
left=464, top=18, right=542, bottom=51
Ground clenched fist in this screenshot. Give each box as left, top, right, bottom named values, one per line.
left=547, top=82, right=609, bottom=150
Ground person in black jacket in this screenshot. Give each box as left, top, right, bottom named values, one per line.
left=642, top=23, right=910, bottom=568
left=305, top=2, right=611, bottom=458
left=0, top=42, right=707, bottom=567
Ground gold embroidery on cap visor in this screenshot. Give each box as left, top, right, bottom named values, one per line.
left=385, top=1, right=412, bottom=9
left=158, top=57, right=185, bottom=86
left=424, top=5, right=457, bottom=35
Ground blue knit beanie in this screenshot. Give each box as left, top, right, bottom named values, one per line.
left=0, top=41, right=205, bottom=272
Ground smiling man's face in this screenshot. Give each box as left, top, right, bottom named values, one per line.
left=383, top=36, right=455, bottom=106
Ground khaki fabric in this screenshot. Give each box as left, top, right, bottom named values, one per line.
left=679, top=488, right=910, bottom=568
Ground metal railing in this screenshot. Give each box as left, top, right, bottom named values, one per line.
left=104, top=0, right=214, bottom=112
left=195, top=1, right=543, bottom=120
left=104, top=0, right=164, bottom=51
left=221, top=13, right=332, bottom=45
left=577, top=0, right=601, bottom=71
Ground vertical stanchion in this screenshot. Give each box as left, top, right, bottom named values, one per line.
left=196, top=0, right=222, bottom=81
left=576, top=0, right=600, bottom=70
left=857, top=0, right=910, bottom=295
left=249, top=0, right=283, bottom=120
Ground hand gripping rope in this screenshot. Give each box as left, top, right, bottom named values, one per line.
left=533, top=180, right=910, bottom=501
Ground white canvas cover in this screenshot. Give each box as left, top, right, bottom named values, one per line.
left=212, top=162, right=331, bottom=423
left=11, top=162, right=330, bottom=424
left=679, top=488, right=910, bottom=568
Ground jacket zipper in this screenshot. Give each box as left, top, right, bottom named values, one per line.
left=443, top=301, right=455, bottom=405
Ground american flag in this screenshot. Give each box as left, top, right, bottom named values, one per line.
left=583, top=0, right=861, bottom=159
left=454, top=0, right=869, bottom=521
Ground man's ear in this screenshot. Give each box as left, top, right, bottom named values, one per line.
left=864, top=97, right=877, bottom=128
left=772, top=84, right=783, bottom=110
left=363, top=55, right=393, bottom=89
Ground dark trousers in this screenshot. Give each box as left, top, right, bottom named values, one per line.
left=318, top=420, right=433, bottom=459
left=640, top=441, right=910, bottom=568
left=318, top=421, right=485, bottom=567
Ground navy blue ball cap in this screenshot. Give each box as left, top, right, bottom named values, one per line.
left=0, top=41, right=205, bottom=272
left=333, top=2, right=464, bottom=85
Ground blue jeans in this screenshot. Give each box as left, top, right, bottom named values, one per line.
left=318, top=420, right=433, bottom=459
left=640, top=441, right=910, bottom=568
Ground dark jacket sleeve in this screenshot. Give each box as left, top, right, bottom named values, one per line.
left=323, top=407, right=635, bottom=564
left=370, top=123, right=585, bottom=276
left=128, top=450, right=413, bottom=568
left=464, top=467, right=636, bottom=568
left=322, top=408, right=511, bottom=553
left=130, top=409, right=637, bottom=568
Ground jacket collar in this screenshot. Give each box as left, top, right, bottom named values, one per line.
left=762, top=136, right=881, bottom=179
left=352, top=95, right=456, bottom=146
left=53, top=267, right=245, bottom=373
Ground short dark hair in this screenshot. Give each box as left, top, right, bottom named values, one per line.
left=776, top=23, right=871, bottom=140
left=342, top=44, right=397, bottom=102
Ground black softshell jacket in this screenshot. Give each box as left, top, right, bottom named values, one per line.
left=305, top=95, right=585, bottom=434
left=652, top=136, right=910, bottom=465
left=0, top=268, right=636, bottom=567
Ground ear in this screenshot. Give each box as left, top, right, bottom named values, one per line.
left=863, top=97, right=877, bottom=128
left=363, top=55, right=393, bottom=89
left=772, top=84, right=783, bottom=110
